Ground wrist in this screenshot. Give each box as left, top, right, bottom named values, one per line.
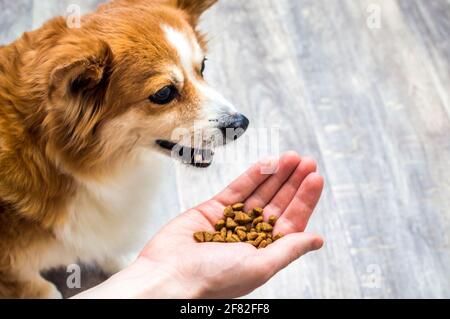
left=73, top=257, right=203, bottom=299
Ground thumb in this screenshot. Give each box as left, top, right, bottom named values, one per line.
left=255, top=232, right=324, bottom=278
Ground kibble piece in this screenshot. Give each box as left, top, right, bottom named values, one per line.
left=220, top=227, right=227, bottom=238
left=226, top=235, right=238, bottom=243
left=252, top=216, right=263, bottom=226
left=250, top=227, right=256, bottom=233
left=232, top=203, right=245, bottom=211
left=194, top=232, right=205, bottom=243
left=258, top=232, right=267, bottom=239
left=236, top=229, right=247, bottom=241
left=268, top=215, right=277, bottom=226
left=253, top=207, right=264, bottom=217
left=227, top=230, right=233, bottom=239
left=258, top=240, right=268, bottom=249
left=255, top=223, right=262, bottom=232
left=226, top=217, right=238, bottom=229
left=247, top=232, right=259, bottom=241
left=235, top=226, right=246, bottom=232
left=213, top=234, right=225, bottom=242
left=254, top=235, right=264, bottom=247
left=260, top=222, right=273, bottom=232
left=231, top=234, right=241, bottom=242
left=224, top=206, right=235, bottom=218
left=204, top=232, right=214, bottom=242
left=267, top=238, right=273, bottom=245
left=246, top=240, right=255, bottom=245
left=234, top=211, right=252, bottom=225
left=215, top=219, right=225, bottom=231
left=273, top=234, right=283, bottom=241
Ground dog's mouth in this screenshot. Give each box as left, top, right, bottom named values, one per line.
left=156, top=140, right=214, bottom=168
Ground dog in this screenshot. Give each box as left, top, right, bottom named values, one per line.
left=0, top=0, right=249, bottom=298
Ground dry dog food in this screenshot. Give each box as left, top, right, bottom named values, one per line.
left=194, top=203, right=283, bottom=249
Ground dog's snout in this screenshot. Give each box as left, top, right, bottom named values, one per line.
left=218, top=113, right=250, bottom=140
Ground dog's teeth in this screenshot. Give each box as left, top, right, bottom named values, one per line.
left=194, top=154, right=203, bottom=163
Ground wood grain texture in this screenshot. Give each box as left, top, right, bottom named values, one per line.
left=0, top=0, right=449, bottom=298
left=190, top=0, right=450, bottom=298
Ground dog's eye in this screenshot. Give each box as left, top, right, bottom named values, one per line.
left=149, top=85, right=177, bottom=105
left=200, top=58, right=207, bottom=77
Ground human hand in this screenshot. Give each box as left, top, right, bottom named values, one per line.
left=75, top=152, right=324, bottom=299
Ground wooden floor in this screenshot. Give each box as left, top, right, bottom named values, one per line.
left=1, top=0, right=449, bottom=298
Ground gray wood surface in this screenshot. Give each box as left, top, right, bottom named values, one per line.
left=1, top=0, right=449, bottom=298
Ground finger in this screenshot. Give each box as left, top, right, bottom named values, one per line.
left=251, top=233, right=323, bottom=279
left=244, top=151, right=301, bottom=211
left=262, top=157, right=317, bottom=220
left=213, top=153, right=291, bottom=206
left=274, top=173, right=324, bottom=235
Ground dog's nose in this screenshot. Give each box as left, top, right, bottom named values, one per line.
left=231, top=113, right=250, bottom=131
left=218, top=113, right=250, bottom=140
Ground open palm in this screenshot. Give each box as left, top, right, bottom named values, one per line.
left=140, top=152, right=324, bottom=298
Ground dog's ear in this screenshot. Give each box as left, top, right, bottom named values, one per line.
left=173, top=0, right=218, bottom=26
left=49, top=40, right=113, bottom=101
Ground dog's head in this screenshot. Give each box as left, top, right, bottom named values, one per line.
left=45, top=0, right=248, bottom=175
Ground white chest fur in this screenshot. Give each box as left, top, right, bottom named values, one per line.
left=55, top=152, right=166, bottom=265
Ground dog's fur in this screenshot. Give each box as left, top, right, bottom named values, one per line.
left=0, top=0, right=246, bottom=298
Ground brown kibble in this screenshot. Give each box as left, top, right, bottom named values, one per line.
left=273, top=234, right=283, bottom=241
left=226, top=236, right=238, bottom=243
left=258, top=232, right=267, bottom=239
left=213, top=234, right=225, bottom=242
left=195, top=203, right=283, bottom=249
left=258, top=240, right=268, bottom=249
left=215, top=219, right=225, bottom=231
left=226, top=217, right=238, bottom=229
left=268, top=215, right=277, bottom=226
left=194, top=232, right=205, bottom=242
left=232, top=234, right=241, bottom=242
left=232, top=203, right=245, bottom=211
left=247, top=232, right=258, bottom=241
left=204, top=232, right=214, bottom=242
left=253, top=207, right=264, bottom=216
left=223, top=206, right=235, bottom=218
left=236, top=229, right=247, bottom=241
left=252, top=216, right=263, bottom=226
left=220, top=227, right=227, bottom=238
left=260, top=222, right=273, bottom=232
left=254, top=235, right=264, bottom=247
left=234, top=211, right=252, bottom=225
left=235, top=226, right=246, bottom=233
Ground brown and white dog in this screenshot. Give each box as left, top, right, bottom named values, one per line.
left=0, top=0, right=249, bottom=298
